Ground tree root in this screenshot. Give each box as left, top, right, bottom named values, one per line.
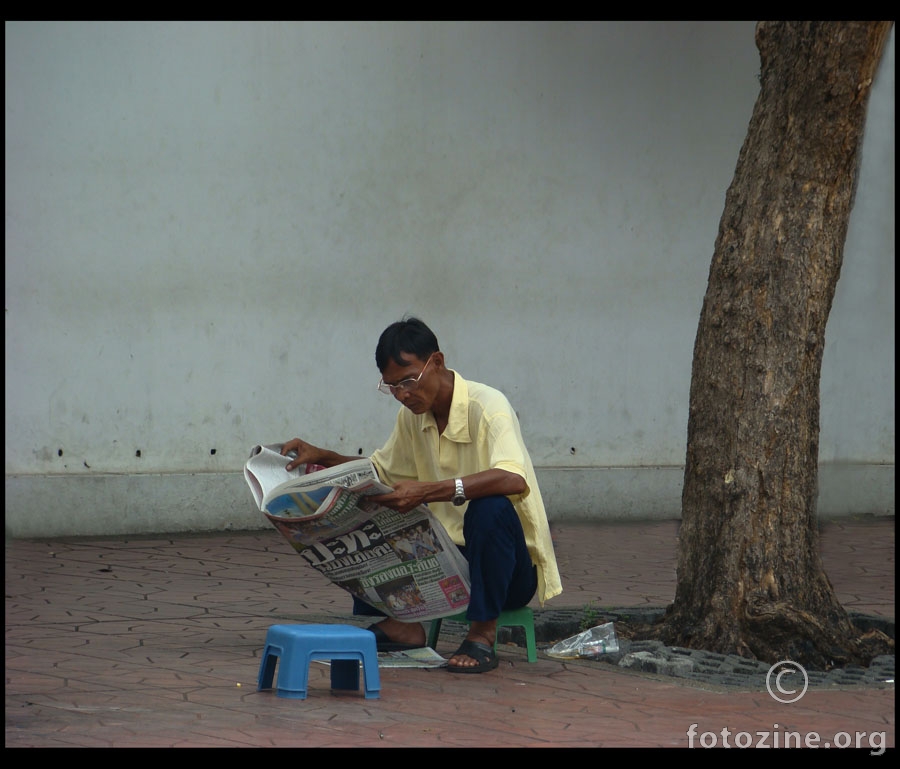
left=630, top=599, right=894, bottom=670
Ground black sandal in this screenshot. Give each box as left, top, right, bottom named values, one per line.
left=445, top=639, right=499, bottom=674
left=367, top=623, right=422, bottom=652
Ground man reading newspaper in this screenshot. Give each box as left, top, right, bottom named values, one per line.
left=281, top=316, right=562, bottom=674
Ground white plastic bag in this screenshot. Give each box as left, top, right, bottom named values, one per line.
left=545, top=621, right=619, bottom=659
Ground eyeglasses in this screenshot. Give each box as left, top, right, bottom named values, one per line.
left=377, top=355, right=434, bottom=395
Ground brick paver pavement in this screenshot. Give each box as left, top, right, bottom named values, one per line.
left=5, top=516, right=894, bottom=749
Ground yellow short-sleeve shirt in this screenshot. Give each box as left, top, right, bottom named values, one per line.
left=371, top=371, right=562, bottom=606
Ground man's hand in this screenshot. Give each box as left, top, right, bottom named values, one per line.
left=280, top=439, right=361, bottom=472
left=280, top=438, right=322, bottom=472
left=369, top=480, right=432, bottom=515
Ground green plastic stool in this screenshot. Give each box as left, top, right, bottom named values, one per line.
left=427, top=606, right=537, bottom=663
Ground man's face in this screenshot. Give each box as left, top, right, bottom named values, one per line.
left=379, top=353, right=437, bottom=413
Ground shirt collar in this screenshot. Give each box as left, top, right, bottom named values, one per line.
left=442, top=370, right=471, bottom=443
left=419, top=370, right=470, bottom=443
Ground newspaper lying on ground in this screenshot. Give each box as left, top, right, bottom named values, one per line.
left=244, top=444, right=471, bottom=622
left=376, top=647, right=448, bottom=668
left=314, top=646, right=449, bottom=669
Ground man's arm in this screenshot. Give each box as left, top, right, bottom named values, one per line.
left=451, top=468, right=527, bottom=500
left=370, top=468, right=526, bottom=515
left=280, top=437, right=360, bottom=472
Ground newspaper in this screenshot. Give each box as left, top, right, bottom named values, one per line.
left=315, top=647, right=449, bottom=669
left=244, top=444, right=471, bottom=622
left=376, top=647, right=448, bottom=668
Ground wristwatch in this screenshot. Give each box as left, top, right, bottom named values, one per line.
left=452, top=478, right=466, bottom=506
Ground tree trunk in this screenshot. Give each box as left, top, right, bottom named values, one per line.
left=653, top=21, right=894, bottom=668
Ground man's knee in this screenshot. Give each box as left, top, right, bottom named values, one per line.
left=463, top=496, right=522, bottom=540
left=465, top=495, right=516, bottom=519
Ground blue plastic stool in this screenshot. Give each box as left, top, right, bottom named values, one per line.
left=427, top=606, right=538, bottom=663
left=257, top=624, right=381, bottom=699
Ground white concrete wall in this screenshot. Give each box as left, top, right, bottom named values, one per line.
left=5, top=21, right=894, bottom=538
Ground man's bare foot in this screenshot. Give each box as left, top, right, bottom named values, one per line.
left=447, top=619, right=497, bottom=669
left=372, top=617, right=426, bottom=647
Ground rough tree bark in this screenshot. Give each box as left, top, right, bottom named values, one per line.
left=651, top=21, right=894, bottom=668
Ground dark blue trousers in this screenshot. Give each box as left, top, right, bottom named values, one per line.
left=352, top=495, right=538, bottom=622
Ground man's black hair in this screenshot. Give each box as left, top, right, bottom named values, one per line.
left=375, top=316, right=440, bottom=372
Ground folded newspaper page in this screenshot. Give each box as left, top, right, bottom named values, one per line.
left=244, top=444, right=471, bottom=621
left=377, top=647, right=448, bottom=668
left=315, top=647, right=449, bottom=669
